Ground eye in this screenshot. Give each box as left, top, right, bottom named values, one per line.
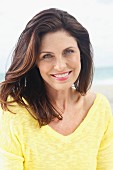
left=42, top=54, right=53, bottom=60
left=64, top=49, right=75, bottom=55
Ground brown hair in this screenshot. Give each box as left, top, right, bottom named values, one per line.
left=0, top=8, right=94, bottom=126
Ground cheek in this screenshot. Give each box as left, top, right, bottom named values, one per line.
left=68, top=57, right=81, bottom=69
left=38, top=66, right=46, bottom=75
left=37, top=63, right=51, bottom=78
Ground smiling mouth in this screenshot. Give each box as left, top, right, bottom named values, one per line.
left=51, top=71, right=72, bottom=78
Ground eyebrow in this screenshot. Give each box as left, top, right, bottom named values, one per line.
left=40, top=46, right=77, bottom=54
left=39, top=51, right=53, bottom=54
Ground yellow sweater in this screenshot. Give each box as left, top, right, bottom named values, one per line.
left=0, top=93, right=113, bottom=170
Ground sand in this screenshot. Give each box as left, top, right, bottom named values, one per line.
left=91, top=84, right=113, bottom=112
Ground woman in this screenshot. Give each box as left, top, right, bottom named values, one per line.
left=0, top=8, right=113, bottom=170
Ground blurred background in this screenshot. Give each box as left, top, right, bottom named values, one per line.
left=0, top=0, right=113, bottom=110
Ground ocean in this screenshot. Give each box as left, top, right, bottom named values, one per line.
left=0, top=67, right=113, bottom=85
left=93, top=67, right=113, bottom=85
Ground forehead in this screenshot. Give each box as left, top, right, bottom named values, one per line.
left=40, top=30, right=78, bottom=51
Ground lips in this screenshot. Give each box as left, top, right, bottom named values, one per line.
left=51, top=71, right=72, bottom=78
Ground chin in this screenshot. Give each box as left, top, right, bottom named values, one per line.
left=50, top=83, right=73, bottom=91
left=44, top=79, right=76, bottom=91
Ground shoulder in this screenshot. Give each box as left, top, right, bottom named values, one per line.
left=85, top=91, right=112, bottom=111
left=94, top=93, right=112, bottom=113
left=0, top=99, right=40, bottom=153
left=83, top=91, right=112, bottom=120
left=84, top=92, right=113, bottom=136
left=0, top=97, right=39, bottom=131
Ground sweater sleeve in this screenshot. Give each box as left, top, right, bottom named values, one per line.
left=0, top=108, right=24, bottom=170
left=97, top=98, right=113, bottom=170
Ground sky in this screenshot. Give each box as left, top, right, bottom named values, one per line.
left=0, top=0, right=113, bottom=72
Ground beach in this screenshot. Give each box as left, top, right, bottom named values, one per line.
left=92, top=83, right=113, bottom=112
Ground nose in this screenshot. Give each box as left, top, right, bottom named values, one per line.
left=54, top=56, right=67, bottom=71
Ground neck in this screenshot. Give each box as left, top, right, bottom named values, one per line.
left=47, top=87, right=76, bottom=112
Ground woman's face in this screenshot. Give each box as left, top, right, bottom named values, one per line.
left=37, top=30, right=81, bottom=91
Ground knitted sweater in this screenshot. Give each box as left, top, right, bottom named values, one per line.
left=0, top=93, right=113, bottom=170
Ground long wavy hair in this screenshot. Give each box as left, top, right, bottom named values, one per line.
left=0, top=8, right=94, bottom=126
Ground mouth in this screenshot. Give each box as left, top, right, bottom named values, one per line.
left=51, top=71, right=72, bottom=78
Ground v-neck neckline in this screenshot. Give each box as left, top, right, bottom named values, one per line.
left=41, top=93, right=100, bottom=142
